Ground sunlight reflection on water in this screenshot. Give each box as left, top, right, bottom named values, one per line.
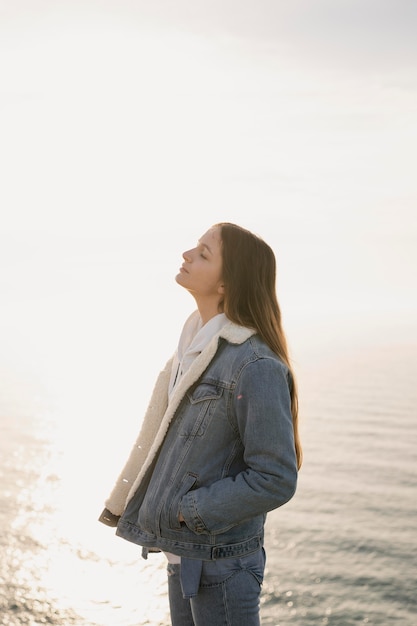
left=35, top=413, right=171, bottom=626
left=0, top=371, right=171, bottom=626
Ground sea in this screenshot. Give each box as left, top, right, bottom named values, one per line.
left=1, top=320, right=416, bottom=625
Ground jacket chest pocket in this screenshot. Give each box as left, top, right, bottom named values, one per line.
left=180, top=383, right=224, bottom=438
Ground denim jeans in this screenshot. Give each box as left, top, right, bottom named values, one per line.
left=167, top=547, right=266, bottom=626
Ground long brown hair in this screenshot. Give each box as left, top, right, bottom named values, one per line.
left=216, top=222, right=302, bottom=469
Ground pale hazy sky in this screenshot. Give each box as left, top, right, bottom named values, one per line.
left=0, top=0, right=416, bottom=393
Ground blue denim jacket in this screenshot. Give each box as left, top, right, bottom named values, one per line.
left=115, top=333, right=298, bottom=560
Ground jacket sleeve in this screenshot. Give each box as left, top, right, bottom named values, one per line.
left=180, top=357, right=298, bottom=534
left=98, top=357, right=173, bottom=521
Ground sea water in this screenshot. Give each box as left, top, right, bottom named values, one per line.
left=1, top=329, right=416, bottom=625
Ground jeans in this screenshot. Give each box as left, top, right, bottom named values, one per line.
left=167, top=548, right=266, bottom=626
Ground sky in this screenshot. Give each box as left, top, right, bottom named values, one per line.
left=0, top=0, right=416, bottom=406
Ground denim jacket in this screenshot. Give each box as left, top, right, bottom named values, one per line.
left=100, top=321, right=297, bottom=560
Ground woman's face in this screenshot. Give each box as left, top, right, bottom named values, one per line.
left=176, top=226, right=224, bottom=304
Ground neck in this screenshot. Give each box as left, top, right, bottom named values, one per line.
left=195, top=300, right=222, bottom=326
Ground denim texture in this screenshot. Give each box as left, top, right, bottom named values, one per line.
left=168, top=548, right=266, bottom=626
left=116, top=335, right=297, bottom=559
left=167, top=563, right=195, bottom=626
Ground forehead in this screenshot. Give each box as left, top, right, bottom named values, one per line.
left=199, top=226, right=222, bottom=248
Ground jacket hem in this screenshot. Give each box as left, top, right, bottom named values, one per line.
left=116, top=520, right=263, bottom=560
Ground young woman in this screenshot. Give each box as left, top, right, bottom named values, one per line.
left=99, top=222, right=302, bottom=626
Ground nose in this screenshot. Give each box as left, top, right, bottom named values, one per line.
left=182, top=249, right=193, bottom=261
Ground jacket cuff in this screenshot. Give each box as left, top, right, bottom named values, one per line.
left=98, top=508, right=121, bottom=527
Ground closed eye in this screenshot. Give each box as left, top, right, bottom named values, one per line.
left=197, top=240, right=213, bottom=258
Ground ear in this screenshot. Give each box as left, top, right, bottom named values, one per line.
left=217, top=282, right=225, bottom=295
